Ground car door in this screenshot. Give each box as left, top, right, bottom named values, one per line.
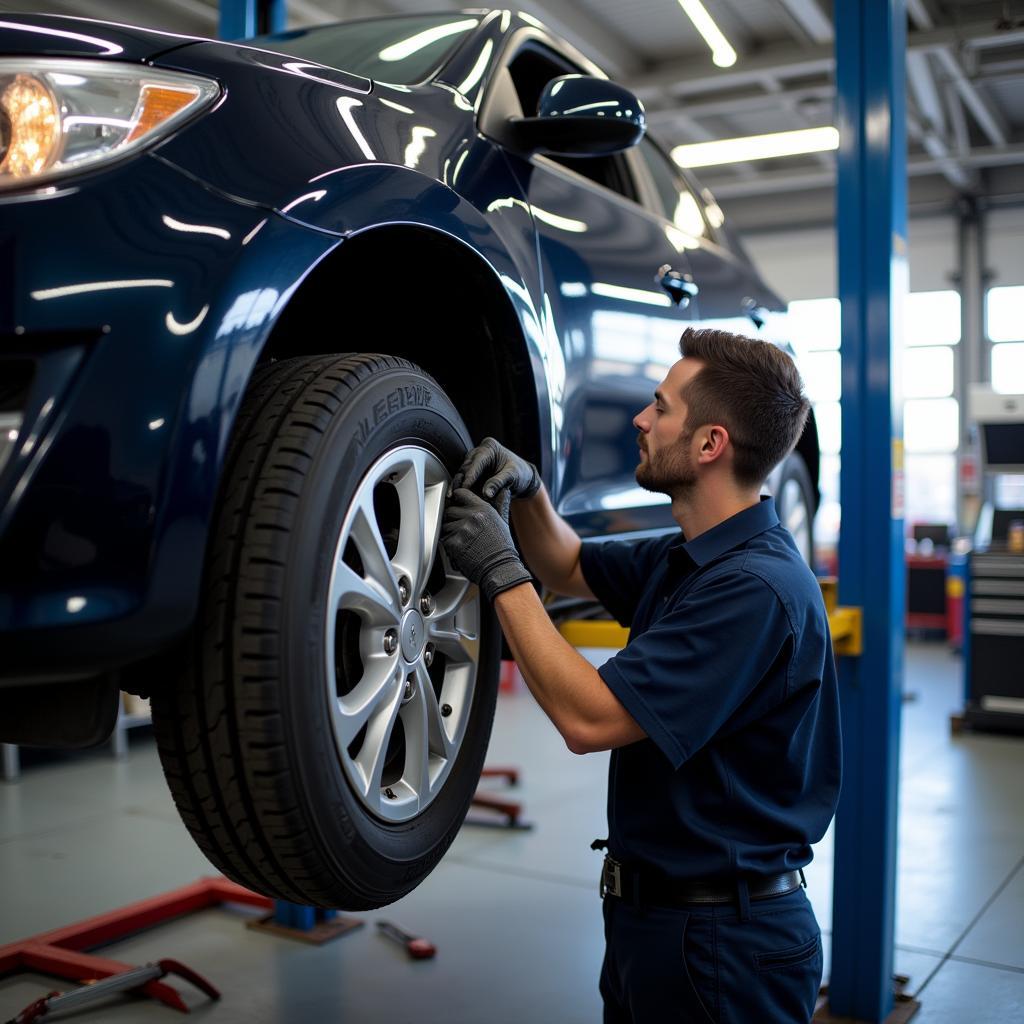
left=635, top=136, right=775, bottom=334
left=483, top=38, right=697, bottom=537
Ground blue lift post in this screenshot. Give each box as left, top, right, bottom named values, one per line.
left=830, top=1, right=910, bottom=1021
left=218, top=0, right=287, bottom=40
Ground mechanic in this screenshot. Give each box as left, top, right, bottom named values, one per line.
left=441, top=327, right=841, bottom=1024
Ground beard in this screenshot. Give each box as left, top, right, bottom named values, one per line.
left=636, top=429, right=698, bottom=497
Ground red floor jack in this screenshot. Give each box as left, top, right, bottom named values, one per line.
left=5, top=960, right=218, bottom=1023
left=468, top=766, right=532, bottom=829
left=0, top=877, right=270, bottom=1020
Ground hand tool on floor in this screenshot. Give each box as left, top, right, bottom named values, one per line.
left=376, top=921, right=436, bottom=960
left=6, top=959, right=219, bottom=1023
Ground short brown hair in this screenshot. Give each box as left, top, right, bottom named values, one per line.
left=678, top=327, right=810, bottom=488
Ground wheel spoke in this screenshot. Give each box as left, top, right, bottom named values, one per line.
left=401, top=672, right=432, bottom=809
left=329, top=560, right=399, bottom=625
left=394, top=452, right=445, bottom=597
left=418, top=663, right=454, bottom=762
left=327, top=445, right=481, bottom=823
left=349, top=495, right=401, bottom=607
left=428, top=622, right=479, bottom=665
left=431, top=571, right=475, bottom=620
left=353, top=668, right=404, bottom=800
left=335, top=657, right=400, bottom=749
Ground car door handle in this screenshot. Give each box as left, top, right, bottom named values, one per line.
left=656, top=264, right=698, bottom=307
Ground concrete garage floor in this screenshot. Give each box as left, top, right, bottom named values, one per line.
left=1, top=640, right=1021, bottom=1023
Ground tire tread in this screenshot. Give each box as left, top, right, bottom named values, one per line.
left=152, top=354, right=436, bottom=907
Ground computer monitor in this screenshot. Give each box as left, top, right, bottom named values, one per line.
left=968, top=386, right=1024, bottom=474
left=912, top=523, right=951, bottom=548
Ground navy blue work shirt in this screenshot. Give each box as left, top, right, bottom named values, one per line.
left=580, top=497, right=841, bottom=881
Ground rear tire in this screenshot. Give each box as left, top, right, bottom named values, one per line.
left=152, top=354, right=498, bottom=909
left=775, top=453, right=816, bottom=566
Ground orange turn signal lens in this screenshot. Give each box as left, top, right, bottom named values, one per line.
left=126, top=84, right=202, bottom=144
left=0, top=73, right=61, bottom=178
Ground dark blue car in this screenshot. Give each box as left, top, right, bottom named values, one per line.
left=0, top=10, right=819, bottom=908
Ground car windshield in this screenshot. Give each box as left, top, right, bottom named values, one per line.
left=251, top=14, right=481, bottom=85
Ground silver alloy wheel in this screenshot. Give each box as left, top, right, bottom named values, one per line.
left=779, top=477, right=812, bottom=564
left=325, top=446, right=480, bottom=823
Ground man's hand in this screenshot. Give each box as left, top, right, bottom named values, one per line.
left=441, top=488, right=532, bottom=603
left=451, top=437, right=541, bottom=503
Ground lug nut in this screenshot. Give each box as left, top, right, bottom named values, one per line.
left=424, top=643, right=435, bottom=667
left=441, top=703, right=452, bottom=718
left=383, top=629, right=398, bottom=655
left=399, top=576, right=411, bottom=605
left=420, top=594, right=435, bottom=615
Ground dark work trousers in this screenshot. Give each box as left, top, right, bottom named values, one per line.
left=600, top=886, right=822, bottom=1023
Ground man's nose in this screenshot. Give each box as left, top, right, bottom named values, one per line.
left=634, top=409, right=650, bottom=432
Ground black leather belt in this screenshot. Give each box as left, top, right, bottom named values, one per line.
left=600, top=855, right=804, bottom=907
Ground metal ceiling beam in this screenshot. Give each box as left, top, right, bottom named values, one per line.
left=932, top=47, right=1009, bottom=147
left=704, top=142, right=1024, bottom=199
left=907, top=51, right=946, bottom=135
left=629, top=19, right=1024, bottom=98
left=945, top=80, right=971, bottom=156
left=907, top=109, right=975, bottom=190
left=630, top=42, right=833, bottom=98
left=771, top=0, right=832, bottom=44
left=646, top=84, right=834, bottom=125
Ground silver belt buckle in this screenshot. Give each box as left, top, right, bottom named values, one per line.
left=601, top=856, right=622, bottom=898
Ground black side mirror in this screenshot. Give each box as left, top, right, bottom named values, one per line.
left=508, top=74, right=646, bottom=157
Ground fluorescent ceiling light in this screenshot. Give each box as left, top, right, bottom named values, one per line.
left=678, top=0, right=737, bottom=68
left=672, top=126, right=839, bottom=167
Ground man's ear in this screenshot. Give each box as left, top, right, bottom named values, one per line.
left=698, top=425, right=730, bottom=464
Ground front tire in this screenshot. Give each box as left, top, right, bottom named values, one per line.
left=152, top=354, right=498, bottom=909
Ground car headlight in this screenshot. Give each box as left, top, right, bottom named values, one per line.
left=0, top=58, right=219, bottom=191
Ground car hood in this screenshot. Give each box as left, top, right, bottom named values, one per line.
left=0, top=13, right=203, bottom=62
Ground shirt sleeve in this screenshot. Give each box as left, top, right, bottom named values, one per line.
left=579, top=535, right=674, bottom=628
left=597, top=567, right=792, bottom=769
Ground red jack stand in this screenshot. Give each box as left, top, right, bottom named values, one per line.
left=467, top=766, right=532, bottom=829
left=0, top=877, right=269, bottom=1016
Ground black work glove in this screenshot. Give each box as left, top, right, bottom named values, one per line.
left=450, top=437, right=541, bottom=503
left=442, top=488, right=532, bottom=603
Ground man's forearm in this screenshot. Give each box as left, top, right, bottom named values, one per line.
left=510, top=487, right=591, bottom=598
left=493, top=583, right=644, bottom=754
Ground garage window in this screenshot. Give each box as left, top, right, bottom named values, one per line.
left=987, top=285, right=1024, bottom=394
left=903, top=291, right=960, bottom=531
left=987, top=285, right=1024, bottom=506
left=787, top=291, right=963, bottom=547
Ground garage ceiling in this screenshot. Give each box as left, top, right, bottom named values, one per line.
left=2, top=0, right=1022, bottom=231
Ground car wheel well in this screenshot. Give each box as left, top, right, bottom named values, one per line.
left=260, top=225, right=542, bottom=468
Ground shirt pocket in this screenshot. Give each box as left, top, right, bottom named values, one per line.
left=753, top=933, right=821, bottom=972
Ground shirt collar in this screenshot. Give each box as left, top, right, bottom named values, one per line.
left=668, top=496, right=779, bottom=570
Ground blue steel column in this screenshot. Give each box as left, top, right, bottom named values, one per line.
left=219, top=0, right=287, bottom=40
left=830, top=0, right=908, bottom=1021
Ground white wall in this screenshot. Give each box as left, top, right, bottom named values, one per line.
left=743, top=214, right=989, bottom=301
left=988, top=206, right=1024, bottom=289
